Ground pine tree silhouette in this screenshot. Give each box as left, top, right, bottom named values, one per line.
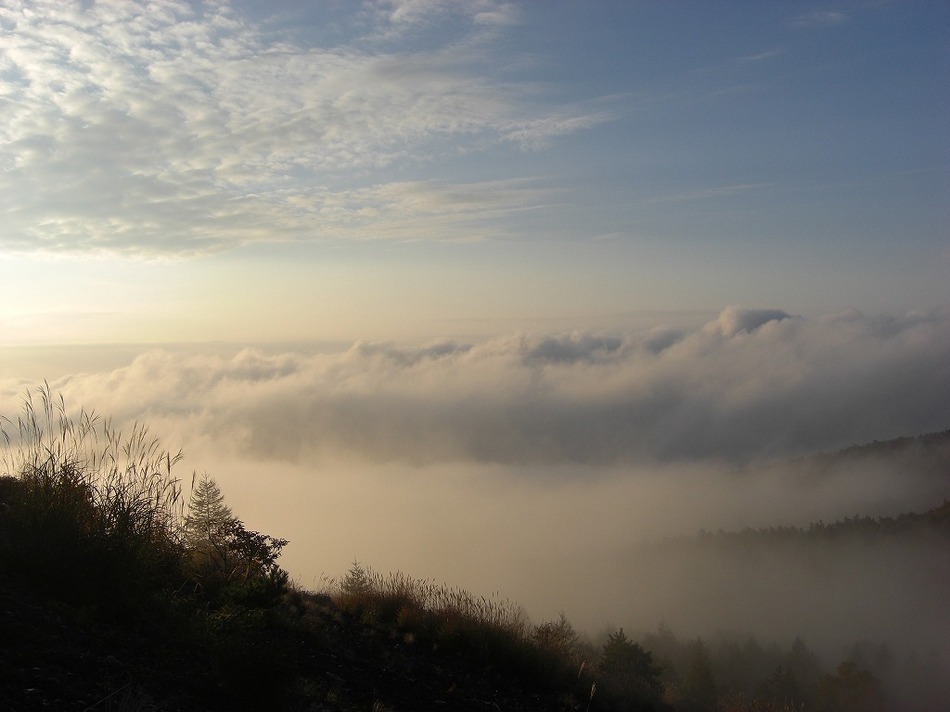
left=183, top=473, right=234, bottom=550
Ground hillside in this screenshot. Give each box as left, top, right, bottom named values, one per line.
left=0, top=569, right=593, bottom=712
left=1, top=393, right=948, bottom=711
left=0, top=468, right=614, bottom=711
left=0, top=393, right=654, bottom=712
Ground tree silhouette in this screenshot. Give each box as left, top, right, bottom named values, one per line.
left=681, top=638, right=717, bottom=711
left=182, top=473, right=288, bottom=604
left=755, top=665, right=802, bottom=707
left=817, top=661, right=886, bottom=712
left=599, top=628, right=663, bottom=708
left=183, top=473, right=234, bottom=550
left=534, top=613, right=580, bottom=659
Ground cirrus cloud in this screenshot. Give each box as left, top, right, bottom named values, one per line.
left=0, top=0, right=606, bottom=256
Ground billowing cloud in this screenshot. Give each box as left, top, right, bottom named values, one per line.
left=8, top=307, right=947, bottom=468
left=703, top=305, right=793, bottom=337
left=0, top=0, right=604, bottom=256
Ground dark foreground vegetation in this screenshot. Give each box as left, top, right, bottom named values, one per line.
left=1, top=389, right=947, bottom=711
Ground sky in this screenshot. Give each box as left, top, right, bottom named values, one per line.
left=1, top=0, right=949, bottom=660
left=0, top=0, right=947, bottom=345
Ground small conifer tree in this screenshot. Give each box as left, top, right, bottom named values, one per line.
left=599, top=628, right=663, bottom=706
left=183, top=473, right=234, bottom=550
left=341, top=559, right=372, bottom=596
left=181, top=473, right=289, bottom=604
left=682, top=638, right=717, bottom=711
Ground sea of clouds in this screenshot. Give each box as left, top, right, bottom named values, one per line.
left=6, top=306, right=946, bottom=468
left=2, top=307, right=949, bottom=657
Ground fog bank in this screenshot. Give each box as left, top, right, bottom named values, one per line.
left=3, top=307, right=948, bottom=468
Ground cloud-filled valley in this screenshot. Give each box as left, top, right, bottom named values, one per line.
left=3, top=306, right=948, bottom=661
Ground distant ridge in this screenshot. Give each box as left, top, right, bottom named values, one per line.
left=812, top=428, right=950, bottom=460
left=734, top=428, right=950, bottom=485
left=663, top=499, right=950, bottom=548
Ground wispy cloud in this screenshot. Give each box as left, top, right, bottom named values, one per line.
left=688, top=47, right=785, bottom=79
left=635, top=183, right=772, bottom=206
left=282, top=178, right=560, bottom=242
left=789, top=10, right=849, bottom=29
left=369, top=0, right=522, bottom=34
left=0, top=0, right=603, bottom=256
left=734, top=48, right=786, bottom=64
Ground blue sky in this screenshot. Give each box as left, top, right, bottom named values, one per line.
left=0, top=0, right=947, bottom=344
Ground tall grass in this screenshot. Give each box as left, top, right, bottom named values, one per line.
left=332, top=562, right=529, bottom=642
left=0, top=385, right=185, bottom=609
left=327, top=560, right=594, bottom=688
left=325, top=562, right=601, bottom=705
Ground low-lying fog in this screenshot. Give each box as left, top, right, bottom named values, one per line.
left=2, top=307, right=948, bottom=665
left=202, top=453, right=949, bottom=665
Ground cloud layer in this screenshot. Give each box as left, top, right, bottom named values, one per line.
left=12, top=306, right=948, bottom=468
left=0, top=0, right=601, bottom=255
left=2, top=307, right=948, bottom=663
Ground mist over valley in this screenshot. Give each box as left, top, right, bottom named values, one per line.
left=3, top=308, right=947, bottom=686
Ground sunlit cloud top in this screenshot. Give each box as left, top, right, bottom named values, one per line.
left=9, top=306, right=944, bottom=467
